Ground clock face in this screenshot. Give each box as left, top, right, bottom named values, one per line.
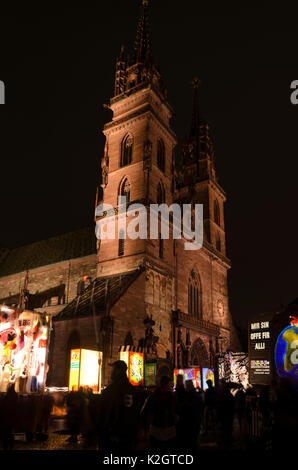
left=217, top=300, right=224, bottom=317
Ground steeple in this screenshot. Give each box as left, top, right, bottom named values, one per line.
left=113, top=0, right=167, bottom=100
left=175, top=79, right=216, bottom=192
left=190, top=78, right=201, bottom=138
left=134, top=0, right=152, bottom=65
left=190, top=78, right=201, bottom=176
left=180, top=78, right=202, bottom=169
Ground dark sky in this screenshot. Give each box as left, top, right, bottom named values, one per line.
left=0, top=1, right=298, bottom=328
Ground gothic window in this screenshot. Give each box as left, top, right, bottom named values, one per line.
left=157, top=139, right=165, bottom=172
left=157, top=182, right=165, bottom=204
left=204, top=226, right=210, bottom=244
left=214, top=199, right=220, bottom=226
left=190, top=338, right=209, bottom=367
left=119, top=177, right=131, bottom=204
left=159, top=233, right=163, bottom=258
left=118, top=229, right=125, bottom=256
left=188, top=269, right=202, bottom=318
left=121, top=134, right=133, bottom=167
left=216, top=233, right=221, bottom=252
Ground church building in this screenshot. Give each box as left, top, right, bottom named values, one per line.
left=0, top=1, right=240, bottom=387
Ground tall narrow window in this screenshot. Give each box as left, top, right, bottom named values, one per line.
left=119, top=178, right=131, bottom=204
left=216, top=234, right=221, bottom=252
left=157, top=182, right=165, bottom=204
left=121, top=134, right=133, bottom=167
left=159, top=233, right=163, bottom=258
left=188, top=269, right=202, bottom=318
left=157, top=139, right=165, bottom=172
left=214, top=199, right=220, bottom=226
left=118, top=229, right=125, bottom=256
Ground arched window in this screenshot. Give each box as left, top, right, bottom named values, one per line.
left=119, top=177, right=131, bottom=204
left=157, top=139, right=165, bottom=172
left=157, top=182, right=165, bottom=204
left=216, top=233, right=221, bottom=252
left=121, top=134, right=133, bottom=167
left=159, top=233, right=163, bottom=258
left=214, top=199, right=220, bottom=226
left=188, top=269, right=202, bottom=318
left=118, top=229, right=125, bottom=256
left=190, top=338, right=209, bottom=367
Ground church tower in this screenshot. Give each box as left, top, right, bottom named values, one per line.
left=175, top=79, right=227, bottom=258
left=96, top=0, right=178, bottom=356
left=95, top=0, right=239, bottom=362
left=173, top=80, right=237, bottom=363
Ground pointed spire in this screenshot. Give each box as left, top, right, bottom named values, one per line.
left=191, top=78, right=201, bottom=175
left=134, top=0, right=152, bottom=64
left=190, top=77, right=201, bottom=137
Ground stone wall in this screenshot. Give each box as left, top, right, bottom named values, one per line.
left=0, top=254, right=98, bottom=316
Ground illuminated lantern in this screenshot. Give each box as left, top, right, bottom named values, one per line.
left=202, top=368, right=215, bottom=390
left=275, top=317, right=298, bottom=390
left=69, top=349, right=102, bottom=392
left=173, top=368, right=201, bottom=389
left=119, top=351, right=144, bottom=386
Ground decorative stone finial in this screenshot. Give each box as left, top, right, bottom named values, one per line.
left=192, top=77, right=201, bottom=88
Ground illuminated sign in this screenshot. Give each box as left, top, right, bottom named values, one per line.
left=145, top=362, right=157, bottom=387
left=274, top=317, right=298, bottom=390
left=120, top=351, right=144, bottom=386
left=202, top=368, right=215, bottom=391
left=248, top=318, right=272, bottom=384
left=69, top=349, right=81, bottom=391
left=218, top=352, right=249, bottom=388
left=173, top=368, right=201, bottom=389
left=80, top=349, right=101, bottom=392
left=0, top=322, right=11, bottom=333
left=0, top=311, right=50, bottom=393
left=69, top=349, right=102, bottom=393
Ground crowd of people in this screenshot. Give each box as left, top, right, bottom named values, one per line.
left=0, top=386, right=53, bottom=450
left=0, top=360, right=297, bottom=452
left=62, top=361, right=298, bottom=453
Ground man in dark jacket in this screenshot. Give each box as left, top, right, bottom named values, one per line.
left=204, top=379, right=216, bottom=434
left=98, top=360, right=138, bottom=452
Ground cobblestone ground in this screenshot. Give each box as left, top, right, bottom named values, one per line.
left=12, top=433, right=97, bottom=451
left=6, top=416, right=249, bottom=452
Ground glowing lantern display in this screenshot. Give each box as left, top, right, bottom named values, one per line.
left=0, top=308, right=50, bottom=393
left=119, top=351, right=144, bottom=386
left=202, top=368, right=215, bottom=390
left=173, top=368, right=201, bottom=389
left=69, top=349, right=102, bottom=393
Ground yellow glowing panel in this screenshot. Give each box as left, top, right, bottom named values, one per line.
left=119, top=351, right=144, bottom=386
left=69, top=349, right=80, bottom=391
left=129, top=352, right=144, bottom=386
left=79, top=349, right=101, bottom=393
left=120, top=351, right=129, bottom=367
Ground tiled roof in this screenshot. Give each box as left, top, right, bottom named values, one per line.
left=0, top=227, right=97, bottom=277
left=54, top=268, right=143, bottom=322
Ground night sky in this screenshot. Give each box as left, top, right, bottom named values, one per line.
left=0, top=2, right=298, bottom=329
